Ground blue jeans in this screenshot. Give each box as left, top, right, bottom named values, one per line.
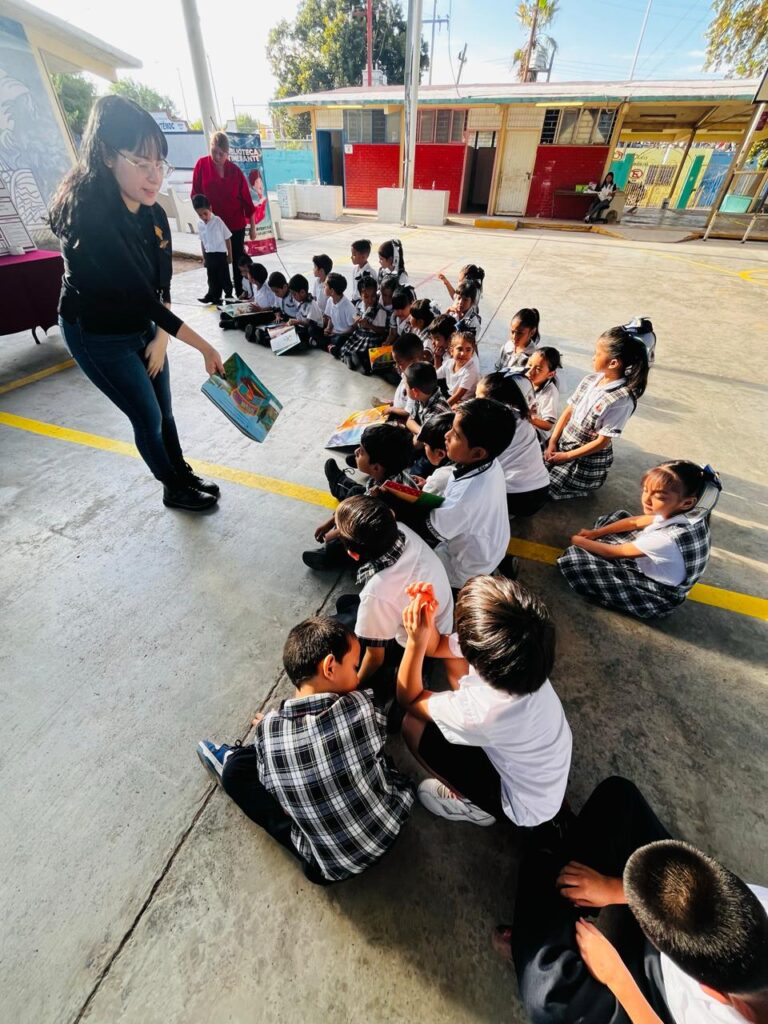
left=60, top=318, right=184, bottom=483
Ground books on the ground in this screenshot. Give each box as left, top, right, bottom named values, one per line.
left=382, top=480, right=444, bottom=509
left=369, top=345, right=394, bottom=370
left=325, top=406, right=389, bottom=449
left=201, top=353, right=282, bottom=442
left=269, top=325, right=302, bottom=355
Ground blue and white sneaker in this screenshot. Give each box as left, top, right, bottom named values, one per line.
left=196, top=739, right=232, bottom=784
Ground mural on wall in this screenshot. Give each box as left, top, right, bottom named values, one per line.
left=0, top=16, right=73, bottom=242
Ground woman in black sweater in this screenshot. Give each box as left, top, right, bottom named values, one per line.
left=51, top=96, right=225, bottom=512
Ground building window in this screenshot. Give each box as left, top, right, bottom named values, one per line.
left=416, top=109, right=467, bottom=143
left=343, top=109, right=400, bottom=144
left=539, top=107, right=618, bottom=146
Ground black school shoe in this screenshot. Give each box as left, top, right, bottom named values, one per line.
left=178, top=461, right=220, bottom=497
left=163, top=482, right=218, bottom=512
left=198, top=294, right=215, bottom=304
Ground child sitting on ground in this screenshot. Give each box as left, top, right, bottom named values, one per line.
left=438, top=264, right=485, bottom=309
left=446, top=281, right=481, bottom=336
left=526, top=346, right=562, bottom=443
left=377, top=238, right=408, bottom=290
left=477, top=373, right=551, bottom=517
left=427, top=314, right=457, bottom=369
left=496, top=308, right=541, bottom=370
left=385, top=332, right=427, bottom=412
left=545, top=327, right=649, bottom=500
left=416, top=413, right=454, bottom=496
left=558, top=460, right=718, bottom=619
left=350, top=238, right=374, bottom=299
left=237, top=255, right=254, bottom=299
left=311, top=253, right=333, bottom=306
left=437, top=330, right=481, bottom=406
left=322, top=421, right=417, bottom=504
left=193, top=193, right=233, bottom=304
left=408, top=298, right=435, bottom=351
left=197, top=615, right=414, bottom=884
left=340, top=274, right=389, bottom=371
left=427, top=398, right=515, bottom=589
left=269, top=271, right=299, bottom=321
left=285, top=273, right=324, bottom=348
left=389, top=362, right=451, bottom=436
left=323, top=272, right=357, bottom=357
left=396, top=576, right=572, bottom=828
left=246, top=261, right=276, bottom=311
left=497, top=775, right=768, bottom=1024
left=386, top=287, right=414, bottom=345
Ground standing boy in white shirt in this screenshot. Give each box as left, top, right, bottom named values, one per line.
left=193, top=193, right=233, bottom=304
left=397, top=575, right=572, bottom=827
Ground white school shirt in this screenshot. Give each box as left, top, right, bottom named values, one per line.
left=295, top=298, right=324, bottom=326
left=632, top=514, right=691, bottom=586
left=352, top=261, right=374, bottom=293
left=355, top=525, right=454, bottom=648
left=436, top=353, right=480, bottom=399
left=197, top=214, right=231, bottom=254
left=497, top=416, right=550, bottom=494
left=311, top=277, right=327, bottom=305
left=498, top=340, right=537, bottom=371
left=278, top=293, right=300, bottom=319
left=421, top=464, right=453, bottom=496
left=429, top=635, right=573, bottom=827
left=325, top=295, right=357, bottom=334
left=392, top=376, right=415, bottom=415
left=429, top=460, right=510, bottom=588
left=240, top=277, right=255, bottom=299
left=660, top=885, right=768, bottom=1024
left=531, top=379, right=559, bottom=429
left=569, top=374, right=635, bottom=437
left=252, top=282, right=277, bottom=310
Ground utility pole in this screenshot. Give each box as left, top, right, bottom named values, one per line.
left=401, top=0, right=424, bottom=227
left=456, top=43, right=468, bottom=84
left=628, top=0, right=653, bottom=81
left=180, top=0, right=218, bottom=141
left=424, top=1, right=449, bottom=85
left=367, top=0, right=373, bottom=87
left=522, top=0, right=540, bottom=82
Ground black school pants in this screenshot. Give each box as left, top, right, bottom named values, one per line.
left=230, top=227, right=246, bottom=294
left=512, top=776, right=674, bottom=1024
left=221, top=745, right=332, bottom=886
left=204, top=251, right=232, bottom=301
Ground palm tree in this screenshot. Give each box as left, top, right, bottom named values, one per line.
left=512, top=0, right=559, bottom=81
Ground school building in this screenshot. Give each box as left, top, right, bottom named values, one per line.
left=271, top=78, right=766, bottom=222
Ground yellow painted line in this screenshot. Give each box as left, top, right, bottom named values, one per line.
left=0, top=359, right=75, bottom=395
left=474, top=218, right=519, bottom=231
left=657, top=252, right=768, bottom=287
left=1, top=411, right=765, bottom=620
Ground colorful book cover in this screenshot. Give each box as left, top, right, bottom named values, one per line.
left=382, top=480, right=444, bottom=509
left=369, top=345, right=394, bottom=369
left=201, top=353, right=282, bottom=443
left=325, top=406, right=389, bottom=449
left=269, top=325, right=302, bottom=356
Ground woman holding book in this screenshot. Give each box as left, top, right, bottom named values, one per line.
left=51, top=95, right=226, bottom=512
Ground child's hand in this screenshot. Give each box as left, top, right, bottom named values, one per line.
left=545, top=450, right=568, bottom=465
left=557, top=863, right=624, bottom=908
left=411, top=475, right=426, bottom=488
left=437, top=273, right=448, bottom=284
left=577, top=528, right=598, bottom=539
left=575, top=920, right=627, bottom=990
left=571, top=534, right=590, bottom=549
left=315, top=518, right=335, bottom=543
left=252, top=712, right=265, bottom=726
left=401, top=595, right=434, bottom=647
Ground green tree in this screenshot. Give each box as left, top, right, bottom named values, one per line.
left=267, top=0, right=428, bottom=137
left=511, top=0, right=559, bottom=81
left=188, top=118, right=203, bottom=131
left=109, top=77, right=180, bottom=118
left=51, top=72, right=97, bottom=137
left=235, top=113, right=260, bottom=130
left=704, top=0, right=768, bottom=76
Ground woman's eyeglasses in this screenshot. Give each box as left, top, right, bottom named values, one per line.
left=118, top=151, right=174, bottom=179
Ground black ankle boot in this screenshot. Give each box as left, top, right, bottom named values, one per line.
left=177, top=460, right=220, bottom=497
left=163, top=478, right=218, bottom=511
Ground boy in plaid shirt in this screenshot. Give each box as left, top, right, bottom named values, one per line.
left=197, top=617, right=414, bottom=884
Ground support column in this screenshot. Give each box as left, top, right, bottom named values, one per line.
left=310, top=109, right=320, bottom=182
left=487, top=106, right=508, bottom=216
left=703, top=101, right=766, bottom=240
left=180, top=0, right=218, bottom=142
left=401, top=0, right=424, bottom=227
left=600, top=102, right=627, bottom=182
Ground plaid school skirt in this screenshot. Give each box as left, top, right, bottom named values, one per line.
left=558, top=510, right=701, bottom=619
left=548, top=424, right=614, bottom=500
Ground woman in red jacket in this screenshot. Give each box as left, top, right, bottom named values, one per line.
left=192, top=132, right=256, bottom=295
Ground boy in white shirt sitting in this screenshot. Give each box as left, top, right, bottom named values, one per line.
left=193, top=194, right=233, bottom=304
left=323, top=272, right=357, bottom=357
left=285, top=273, right=324, bottom=348
left=396, top=575, right=572, bottom=827
left=350, top=239, right=374, bottom=302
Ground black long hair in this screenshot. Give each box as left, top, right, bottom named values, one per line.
left=599, top=326, right=649, bottom=402
left=50, top=96, right=167, bottom=238
left=478, top=372, right=530, bottom=420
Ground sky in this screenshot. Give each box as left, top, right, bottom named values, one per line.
left=36, top=0, right=724, bottom=123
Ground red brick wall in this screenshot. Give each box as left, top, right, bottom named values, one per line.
left=343, top=144, right=401, bottom=208
left=414, top=145, right=466, bottom=213
left=526, top=146, right=610, bottom=218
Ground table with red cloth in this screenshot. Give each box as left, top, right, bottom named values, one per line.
left=0, top=250, right=64, bottom=343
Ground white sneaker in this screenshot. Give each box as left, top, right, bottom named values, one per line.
left=417, top=779, right=497, bottom=826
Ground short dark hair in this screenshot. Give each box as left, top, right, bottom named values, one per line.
left=455, top=280, right=478, bottom=302
left=360, top=422, right=415, bottom=474
left=237, top=254, right=253, bottom=269
left=393, top=332, right=424, bottom=359
left=268, top=271, right=287, bottom=289
left=379, top=278, right=395, bottom=297
left=417, top=412, right=453, bottom=451
left=456, top=398, right=516, bottom=459
left=312, top=253, right=333, bottom=275
left=391, top=287, right=413, bottom=311
left=625, top=840, right=768, bottom=995
left=405, top=361, right=438, bottom=394
left=192, top=193, right=211, bottom=210
left=250, top=262, right=268, bottom=285
left=478, top=372, right=530, bottom=420
left=288, top=273, right=309, bottom=293
left=325, top=272, right=348, bottom=296
left=282, top=616, right=354, bottom=684
left=357, top=272, right=378, bottom=295
left=455, top=577, right=555, bottom=695
left=335, top=496, right=399, bottom=562
left=409, top=298, right=434, bottom=328
left=451, top=329, right=477, bottom=352
left=429, top=314, right=457, bottom=342
left=351, top=238, right=371, bottom=256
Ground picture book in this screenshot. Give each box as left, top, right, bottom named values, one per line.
left=325, top=406, right=389, bottom=449
left=269, top=325, right=302, bottom=356
left=369, top=345, right=394, bottom=370
left=201, top=353, right=282, bottom=443
left=382, top=480, right=444, bottom=510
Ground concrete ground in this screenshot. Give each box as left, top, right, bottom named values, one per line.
left=1, top=218, right=767, bottom=1024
